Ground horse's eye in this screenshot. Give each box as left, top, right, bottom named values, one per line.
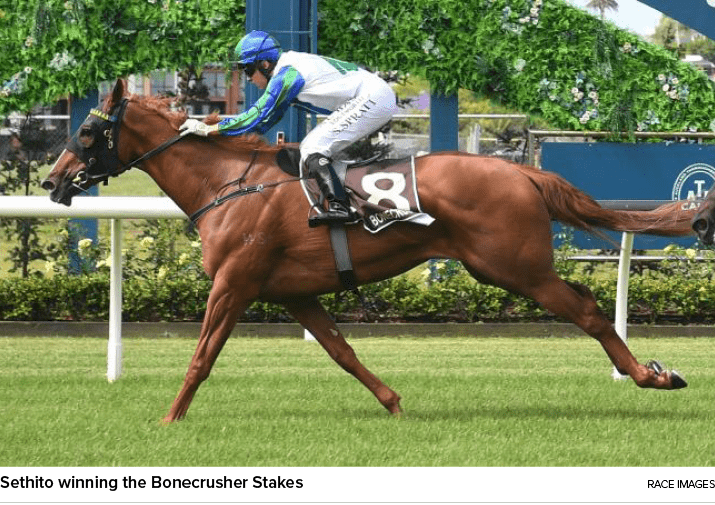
left=79, top=126, right=95, bottom=148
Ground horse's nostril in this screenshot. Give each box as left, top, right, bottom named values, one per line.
left=41, top=179, right=56, bottom=192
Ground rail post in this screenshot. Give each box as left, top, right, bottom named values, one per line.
left=107, top=218, right=123, bottom=382
left=613, top=231, right=634, bottom=380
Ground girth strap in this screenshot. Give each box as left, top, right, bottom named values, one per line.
left=328, top=223, right=358, bottom=293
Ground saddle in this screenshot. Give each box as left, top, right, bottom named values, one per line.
left=275, top=148, right=434, bottom=294
left=276, top=148, right=434, bottom=233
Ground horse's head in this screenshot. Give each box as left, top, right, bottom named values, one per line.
left=692, top=183, right=715, bottom=244
left=42, top=79, right=131, bottom=206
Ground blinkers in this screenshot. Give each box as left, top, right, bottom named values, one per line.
left=66, top=98, right=129, bottom=188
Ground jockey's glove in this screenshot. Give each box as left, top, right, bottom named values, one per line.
left=179, top=119, right=218, bottom=137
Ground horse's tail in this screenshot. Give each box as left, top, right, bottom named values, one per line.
left=517, top=165, right=696, bottom=237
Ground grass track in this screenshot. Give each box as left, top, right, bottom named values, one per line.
left=0, top=335, right=713, bottom=467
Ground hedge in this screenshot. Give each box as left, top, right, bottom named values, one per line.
left=3, top=259, right=715, bottom=324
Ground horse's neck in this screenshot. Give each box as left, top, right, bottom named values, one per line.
left=139, top=139, right=276, bottom=219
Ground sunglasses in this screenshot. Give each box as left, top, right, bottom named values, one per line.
left=232, top=62, right=258, bottom=77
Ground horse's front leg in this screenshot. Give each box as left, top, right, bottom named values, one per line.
left=283, top=296, right=402, bottom=415
left=162, top=274, right=255, bottom=423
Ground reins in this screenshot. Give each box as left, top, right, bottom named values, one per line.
left=188, top=175, right=302, bottom=225
left=122, top=133, right=188, bottom=172
left=188, top=148, right=305, bottom=224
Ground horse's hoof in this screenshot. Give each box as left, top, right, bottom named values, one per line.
left=646, top=360, right=664, bottom=376
left=670, top=370, right=688, bottom=389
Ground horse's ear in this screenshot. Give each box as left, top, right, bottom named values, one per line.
left=109, top=79, right=128, bottom=107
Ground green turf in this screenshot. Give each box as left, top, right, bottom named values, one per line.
left=0, top=335, right=713, bottom=467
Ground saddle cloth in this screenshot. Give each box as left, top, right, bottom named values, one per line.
left=277, top=149, right=435, bottom=233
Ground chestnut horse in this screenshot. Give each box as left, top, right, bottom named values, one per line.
left=43, top=79, right=696, bottom=423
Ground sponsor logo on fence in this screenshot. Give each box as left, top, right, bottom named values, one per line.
left=672, top=163, right=715, bottom=209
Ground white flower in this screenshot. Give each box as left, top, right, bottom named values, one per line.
left=78, top=238, right=92, bottom=251
left=669, top=90, right=678, bottom=99
left=662, top=84, right=670, bottom=92
left=588, top=91, right=598, bottom=99
left=190, top=240, right=201, bottom=248
left=514, top=58, right=526, bottom=72
left=530, top=7, right=539, bottom=15
left=140, top=236, right=155, bottom=247
left=658, top=74, right=666, bottom=82
left=49, top=52, right=77, bottom=71
left=44, top=261, right=56, bottom=273
left=548, top=94, right=557, bottom=101
left=157, top=266, right=168, bottom=280
left=571, top=87, right=579, bottom=95
left=672, top=77, right=679, bottom=85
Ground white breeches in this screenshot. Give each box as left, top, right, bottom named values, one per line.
left=299, top=77, right=397, bottom=162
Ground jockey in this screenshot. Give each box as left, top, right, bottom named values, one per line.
left=179, top=30, right=398, bottom=227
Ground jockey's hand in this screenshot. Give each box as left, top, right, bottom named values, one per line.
left=179, top=119, right=217, bottom=137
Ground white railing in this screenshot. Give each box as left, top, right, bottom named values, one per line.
left=0, top=196, right=185, bottom=381
left=0, top=195, right=661, bottom=381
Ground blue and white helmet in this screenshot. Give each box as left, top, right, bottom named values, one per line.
left=233, top=30, right=282, bottom=66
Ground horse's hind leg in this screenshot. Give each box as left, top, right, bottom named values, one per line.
left=524, top=275, right=684, bottom=389
left=283, top=297, right=402, bottom=414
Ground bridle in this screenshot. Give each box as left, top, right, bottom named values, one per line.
left=63, top=97, right=302, bottom=224
left=65, top=98, right=187, bottom=192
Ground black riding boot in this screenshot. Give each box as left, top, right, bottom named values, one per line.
left=305, top=153, right=353, bottom=228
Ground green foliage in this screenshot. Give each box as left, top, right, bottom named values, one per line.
left=3, top=0, right=715, bottom=133
left=1, top=0, right=245, bottom=116
left=4, top=247, right=715, bottom=323
left=320, top=0, right=715, bottom=133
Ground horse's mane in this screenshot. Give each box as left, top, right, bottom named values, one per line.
left=134, top=94, right=281, bottom=154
